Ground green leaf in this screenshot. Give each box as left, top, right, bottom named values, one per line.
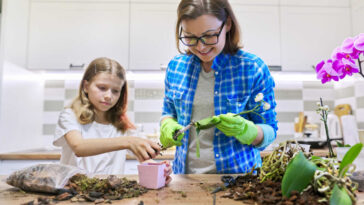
left=336, top=141, right=351, bottom=147
left=330, top=184, right=352, bottom=205
left=195, top=116, right=220, bottom=130
left=196, top=129, right=200, bottom=158
left=310, top=155, right=323, bottom=161
left=282, top=152, right=317, bottom=197
left=339, top=143, right=363, bottom=176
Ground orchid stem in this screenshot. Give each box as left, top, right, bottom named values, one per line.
left=320, top=97, right=335, bottom=158
left=357, top=57, right=364, bottom=78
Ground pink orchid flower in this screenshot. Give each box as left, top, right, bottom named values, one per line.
left=316, top=60, right=341, bottom=84
left=341, top=36, right=361, bottom=59
left=354, top=33, right=364, bottom=51
left=331, top=46, right=347, bottom=60
left=333, top=58, right=359, bottom=79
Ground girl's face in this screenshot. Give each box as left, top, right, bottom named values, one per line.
left=180, top=15, right=230, bottom=67
left=84, top=72, right=124, bottom=116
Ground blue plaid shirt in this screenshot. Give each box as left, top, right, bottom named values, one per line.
left=162, top=50, right=278, bottom=174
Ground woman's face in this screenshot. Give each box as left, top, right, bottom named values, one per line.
left=180, top=15, right=229, bottom=66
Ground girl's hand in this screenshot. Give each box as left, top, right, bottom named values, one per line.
left=161, top=160, right=172, bottom=185
left=127, top=137, right=161, bottom=162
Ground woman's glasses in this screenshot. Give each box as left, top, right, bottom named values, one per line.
left=179, top=21, right=225, bottom=46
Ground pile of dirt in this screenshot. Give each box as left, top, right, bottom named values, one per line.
left=222, top=175, right=327, bottom=205
left=22, top=174, right=148, bottom=205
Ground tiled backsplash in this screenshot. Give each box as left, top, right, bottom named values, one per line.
left=42, top=77, right=364, bottom=147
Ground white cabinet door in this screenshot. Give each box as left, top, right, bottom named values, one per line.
left=129, top=3, right=179, bottom=70
left=352, top=1, right=364, bottom=35
left=231, top=4, right=281, bottom=66
left=280, top=7, right=352, bottom=71
left=27, top=1, right=129, bottom=70
left=229, top=0, right=279, bottom=5
left=280, top=0, right=350, bottom=7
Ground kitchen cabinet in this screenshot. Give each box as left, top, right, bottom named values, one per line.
left=27, top=0, right=129, bottom=70
left=229, top=0, right=279, bottom=5
left=280, top=6, right=352, bottom=71
left=129, top=2, right=179, bottom=70
left=280, top=0, right=350, bottom=7
left=351, top=0, right=364, bottom=35
left=230, top=3, right=281, bottom=66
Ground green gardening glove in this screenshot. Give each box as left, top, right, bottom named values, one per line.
left=215, top=113, right=258, bottom=145
left=160, top=118, right=184, bottom=148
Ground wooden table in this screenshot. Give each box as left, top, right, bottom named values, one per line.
left=0, top=148, right=329, bottom=160
left=1, top=175, right=363, bottom=205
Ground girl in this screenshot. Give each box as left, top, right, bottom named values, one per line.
left=160, top=0, right=278, bottom=174
left=54, top=57, right=171, bottom=183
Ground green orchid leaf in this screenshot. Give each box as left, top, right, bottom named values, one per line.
left=336, top=141, right=351, bottom=147
left=330, top=184, right=352, bottom=205
left=339, top=143, right=363, bottom=176
left=282, top=152, right=317, bottom=197
left=195, top=116, right=220, bottom=130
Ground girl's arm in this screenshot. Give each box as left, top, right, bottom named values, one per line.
left=64, top=130, right=161, bottom=162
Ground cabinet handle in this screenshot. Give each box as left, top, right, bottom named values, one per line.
left=69, top=63, right=85, bottom=70
left=160, top=64, right=167, bottom=71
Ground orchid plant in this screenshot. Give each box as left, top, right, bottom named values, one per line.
left=316, top=33, right=364, bottom=83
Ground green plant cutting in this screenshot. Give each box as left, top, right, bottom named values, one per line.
left=160, top=93, right=270, bottom=157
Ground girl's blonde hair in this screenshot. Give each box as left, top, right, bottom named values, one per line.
left=175, top=0, right=242, bottom=54
left=70, top=57, right=134, bottom=132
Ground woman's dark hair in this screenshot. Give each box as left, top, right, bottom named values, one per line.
left=175, top=0, right=242, bottom=54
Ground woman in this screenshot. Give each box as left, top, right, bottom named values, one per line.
left=160, top=0, right=278, bottom=174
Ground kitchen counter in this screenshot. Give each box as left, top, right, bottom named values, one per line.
left=0, top=174, right=363, bottom=205
left=0, top=148, right=176, bottom=160
left=0, top=148, right=330, bottom=161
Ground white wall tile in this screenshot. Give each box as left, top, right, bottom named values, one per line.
left=356, top=109, right=364, bottom=122
left=277, top=122, right=294, bottom=135
left=44, top=88, right=65, bottom=100
left=275, top=100, right=303, bottom=112
left=274, top=81, right=303, bottom=89
left=126, top=111, right=135, bottom=123
left=43, top=111, right=61, bottom=124
left=302, top=88, right=334, bottom=100
left=355, top=80, right=364, bottom=97
left=128, top=87, right=135, bottom=100
left=134, top=100, right=163, bottom=112
left=65, top=80, right=80, bottom=89
left=134, top=80, right=165, bottom=89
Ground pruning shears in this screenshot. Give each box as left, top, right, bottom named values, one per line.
left=172, top=121, right=195, bottom=140
left=211, top=175, right=236, bottom=194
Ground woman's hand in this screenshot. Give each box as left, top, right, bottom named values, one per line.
left=160, top=118, right=184, bottom=148
left=126, top=137, right=161, bottom=162
left=161, top=160, right=172, bottom=185
left=216, top=113, right=258, bottom=145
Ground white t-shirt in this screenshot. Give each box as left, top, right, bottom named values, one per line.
left=53, top=108, right=133, bottom=175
